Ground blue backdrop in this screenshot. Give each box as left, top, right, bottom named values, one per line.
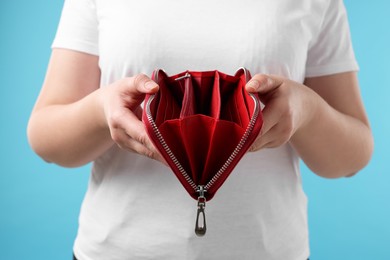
left=0, top=1, right=389, bottom=259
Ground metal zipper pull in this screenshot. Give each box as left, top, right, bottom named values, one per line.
left=175, top=72, right=191, bottom=81
left=195, top=185, right=207, bottom=236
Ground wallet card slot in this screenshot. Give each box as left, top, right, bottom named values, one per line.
left=242, top=87, right=253, bottom=121
left=219, top=74, right=251, bottom=128
left=210, top=71, right=221, bottom=119
left=154, top=76, right=182, bottom=126
left=235, top=83, right=251, bottom=127
left=219, top=78, right=241, bottom=126
left=195, top=73, right=215, bottom=116
left=179, top=74, right=196, bottom=118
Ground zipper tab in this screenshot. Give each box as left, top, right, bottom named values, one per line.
left=195, top=185, right=207, bottom=236
left=175, top=72, right=191, bottom=81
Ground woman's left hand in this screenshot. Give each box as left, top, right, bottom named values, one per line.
left=245, top=72, right=373, bottom=178
left=246, top=74, right=317, bottom=151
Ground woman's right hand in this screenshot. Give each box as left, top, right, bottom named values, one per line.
left=100, top=74, right=166, bottom=164
left=28, top=49, right=166, bottom=167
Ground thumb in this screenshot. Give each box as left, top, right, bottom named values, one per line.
left=245, top=74, right=284, bottom=94
left=127, top=74, right=159, bottom=95
left=116, top=74, right=159, bottom=109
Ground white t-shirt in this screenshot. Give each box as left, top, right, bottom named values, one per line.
left=52, top=0, right=358, bottom=259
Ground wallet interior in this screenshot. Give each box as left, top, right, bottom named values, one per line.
left=147, top=70, right=257, bottom=189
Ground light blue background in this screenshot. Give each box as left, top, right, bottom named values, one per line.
left=0, top=0, right=389, bottom=259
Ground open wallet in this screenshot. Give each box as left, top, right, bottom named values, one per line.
left=143, top=68, right=263, bottom=236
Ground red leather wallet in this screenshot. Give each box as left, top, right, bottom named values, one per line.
left=143, top=68, right=263, bottom=235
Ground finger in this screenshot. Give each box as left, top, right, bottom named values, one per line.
left=250, top=123, right=289, bottom=151
left=111, top=121, right=167, bottom=165
left=134, top=106, right=143, bottom=120
left=114, top=129, right=152, bottom=155
left=153, top=151, right=169, bottom=167
left=122, top=113, right=157, bottom=152
left=125, top=74, right=159, bottom=95
left=248, top=104, right=281, bottom=152
left=259, top=101, right=283, bottom=136
left=245, top=74, right=284, bottom=94
left=122, top=134, right=168, bottom=166
left=250, top=124, right=277, bottom=152
left=109, top=108, right=156, bottom=152
left=118, top=110, right=168, bottom=166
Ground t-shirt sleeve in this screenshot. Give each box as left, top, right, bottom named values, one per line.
left=51, top=0, right=99, bottom=56
left=305, top=0, right=358, bottom=77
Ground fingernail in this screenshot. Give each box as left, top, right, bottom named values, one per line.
left=266, top=77, right=274, bottom=87
left=145, top=81, right=158, bottom=90
left=246, top=80, right=259, bottom=91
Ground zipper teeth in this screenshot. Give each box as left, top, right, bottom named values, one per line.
left=146, top=93, right=260, bottom=193
left=204, top=93, right=259, bottom=190
left=146, top=95, right=198, bottom=191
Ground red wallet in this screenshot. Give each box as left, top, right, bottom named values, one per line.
left=143, top=68, right=263, bottom=236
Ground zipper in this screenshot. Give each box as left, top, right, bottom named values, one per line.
left=174, top=72, right=191, bottom=81
left=145, top=72, right=260, bottom=236
left=195, top=185, right=207, bottom=236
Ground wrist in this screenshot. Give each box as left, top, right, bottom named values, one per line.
left=291, top=86, right=322, bottom=142
left=91, top=87, right=111, bottom=131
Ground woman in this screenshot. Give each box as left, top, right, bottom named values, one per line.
left=28, top=0, right=373, bottom=259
